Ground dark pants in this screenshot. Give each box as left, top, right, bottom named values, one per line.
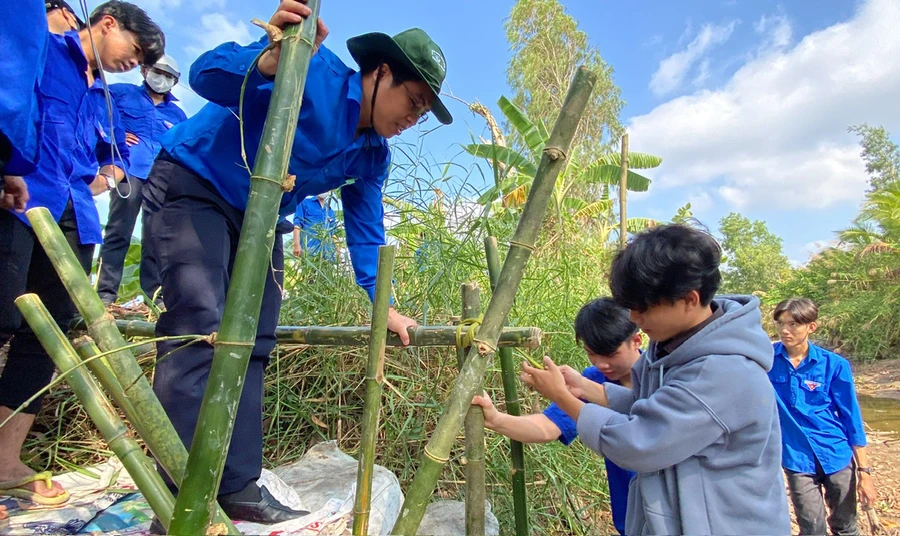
left=97, top=177, right=163, bottom=305
left=786, top=462, right=859, bottom=536
left=0, top=203, right=94, bottom=413
left=144, top=157, right=284, bottom=496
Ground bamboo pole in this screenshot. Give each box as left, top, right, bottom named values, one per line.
left=72, top=337, right=138, bottom=421
left=25, top=207, right=235, bottom=532
left=617, top=133, right=629, bottom=250
left=15, top=294, right=177, bottom=531
left=88, top=319, right=542, bottom=349
left=169, top=3, right=322, bottom=532
left=352, top=246, right=395, bottom=536
left=457, top=283, right=485, bottom=536
left=484, top=237, right=528, bottom=536
left=390, top=67, right=597, bottom=535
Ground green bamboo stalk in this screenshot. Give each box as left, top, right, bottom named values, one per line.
left=391, top=66, right=597, bottom=536
left=89, top=319, right=542, bottom=349
left=484, top=237, right=528, bottom=536
left=15, top=294, right=176, bottom=531
left=72, top=337, right=138, bottom=420
left=25, top=207, right=235, bottom=532
left=618, top=133, right=629, bottom=250
left=352, top=245, right=395, bottom=536
left=170, top=4, right=322, bottom=533
left=457, top=283, right=485, bottom=536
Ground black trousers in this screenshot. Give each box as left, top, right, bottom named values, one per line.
left=0, top=203, right=94, bottom=413
left=144, top=157, right=284, bottom=496
left=786, top=461, right=859, bottom=536
left=97, top=177, right=163, bottom=305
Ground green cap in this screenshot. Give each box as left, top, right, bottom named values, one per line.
left=347, top=28, right=452, bottom=125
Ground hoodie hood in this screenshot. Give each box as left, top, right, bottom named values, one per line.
left=649, top=295, right=774, bottom=373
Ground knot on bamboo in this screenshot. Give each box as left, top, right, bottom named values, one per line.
left=251, top=18, right=283, bottom=43
left=543, top=146, right=567, bottom=161
left=206, top=332, right=218, bottom=345
left=455, top=315, right=483, bottom=349
left=283, top=174, right=296, bottom=192
left=206, top=522, right=228, bottom=536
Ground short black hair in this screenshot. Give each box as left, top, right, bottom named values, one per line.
left=574, top=298, right=639, bottom=356
left=773, top=298, right=819, bottom=324
left=358, top=56, right=419, bottom=87
left=90, top=1, right=165, bottom=67
left=609, top=223, right=722, bottom=311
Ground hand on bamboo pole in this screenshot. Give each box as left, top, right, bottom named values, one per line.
left=257, top=0, right=329, bottom=76
left=387, top=307, right=418, bottom=346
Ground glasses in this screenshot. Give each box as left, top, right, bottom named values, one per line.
left=402, top=83, right=430, bottom=125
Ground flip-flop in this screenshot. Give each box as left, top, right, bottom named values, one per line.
left=0, top=471, right=70, bottom=506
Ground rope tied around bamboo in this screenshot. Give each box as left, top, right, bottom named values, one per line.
left=455, top=314, right=483, bottom=349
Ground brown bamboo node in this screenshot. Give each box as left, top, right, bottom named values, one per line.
left=423, top=447, right=450, bottom=464
left=250, top=174, right=285, bottom=188
left=543, top=146, right=567, bottom=161
left=282, top=174, right=296, bottom=192
left=473, top=338, right=497, bottom=356
left=508, top=240, right=535, bottom=252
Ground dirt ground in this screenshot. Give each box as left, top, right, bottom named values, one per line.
left=827, top=359, right=900, bottom=535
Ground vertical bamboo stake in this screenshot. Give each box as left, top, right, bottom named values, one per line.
left=25, top=207, right=235, bottom=532
left=15, top=294, right=177, bottom=531
left=352, top=245, right=395, bottom=536
left=169, top=2, right=322, bottom=532
left=617, top=133, right=629, bottom=250
left=484, top=237, right=528, bottom=536
left=457, top=283, right=485, bottom=536
left=390, top=67, right=596, bottom=536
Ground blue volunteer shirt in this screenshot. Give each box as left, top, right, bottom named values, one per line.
left=0, top=0, right=48, bottom=175
left=13, top=31, right=129, bottom=245
left=769, top=342, right=867, bottom=474
left=543, top=366, right=635, bottom=535
left=293, top=196, right=337, bottom=260
left=160, top=37, right=390, bottom=301
left=109, top=83, right=187, bottom=180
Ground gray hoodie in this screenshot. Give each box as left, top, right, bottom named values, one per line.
left=576, top=295, right=791, bottom=535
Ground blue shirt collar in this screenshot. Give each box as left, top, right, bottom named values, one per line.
left=776, top=340, right=820, bottom=365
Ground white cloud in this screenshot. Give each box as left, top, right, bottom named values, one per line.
left=629, top=0, right=900, bottom=211
left=650, top=21, right=738, bottom=96
left=754, top=13, right=792, bottom=52
left=184, top=13, right=255, bottom=61
left=686, top=190, right=714, bottom=214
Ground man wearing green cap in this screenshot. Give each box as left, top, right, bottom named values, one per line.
left=141, top=0, right=452, bottom=525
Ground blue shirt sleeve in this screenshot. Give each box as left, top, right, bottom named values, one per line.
left=341, top=171, right=388, bottom=302
left=188, top=36, right=273, bottom=108
left=293, top=201, right=305, bottom=229
left=543, top=366, right=609, bottom=446
left=830, top=357, right=867, bottom=447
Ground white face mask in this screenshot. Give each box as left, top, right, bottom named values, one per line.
left=145, top=71, right=176, bottom=94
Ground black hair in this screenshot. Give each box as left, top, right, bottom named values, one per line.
left=574, top=297, right=639, bottom=356
left=773, top=298, right=819, bottom=324
left=358, top=55, right=419, bottom=87
left=609, top=223, right=722, bottom=311
left=89, top=1, right=165, bottom=67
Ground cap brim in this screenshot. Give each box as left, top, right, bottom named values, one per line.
left=347, top=32, right=452, bottom=125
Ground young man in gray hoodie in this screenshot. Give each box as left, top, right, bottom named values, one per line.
left=523, top=224, right=791, bottom=535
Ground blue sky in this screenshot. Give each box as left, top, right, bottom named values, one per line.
left=93, top=0, right=900, bottom=263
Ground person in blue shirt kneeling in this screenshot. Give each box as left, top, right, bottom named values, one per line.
left=472, top=298, right=640, bottom=535
left=770, top=298, right=877, bottom=535
left=96, top=54, right=187, bottom=307
left=142, top=0, right=452, bottom=526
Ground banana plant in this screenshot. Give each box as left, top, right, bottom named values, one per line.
left=465, top=96, right=662, bottom=235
